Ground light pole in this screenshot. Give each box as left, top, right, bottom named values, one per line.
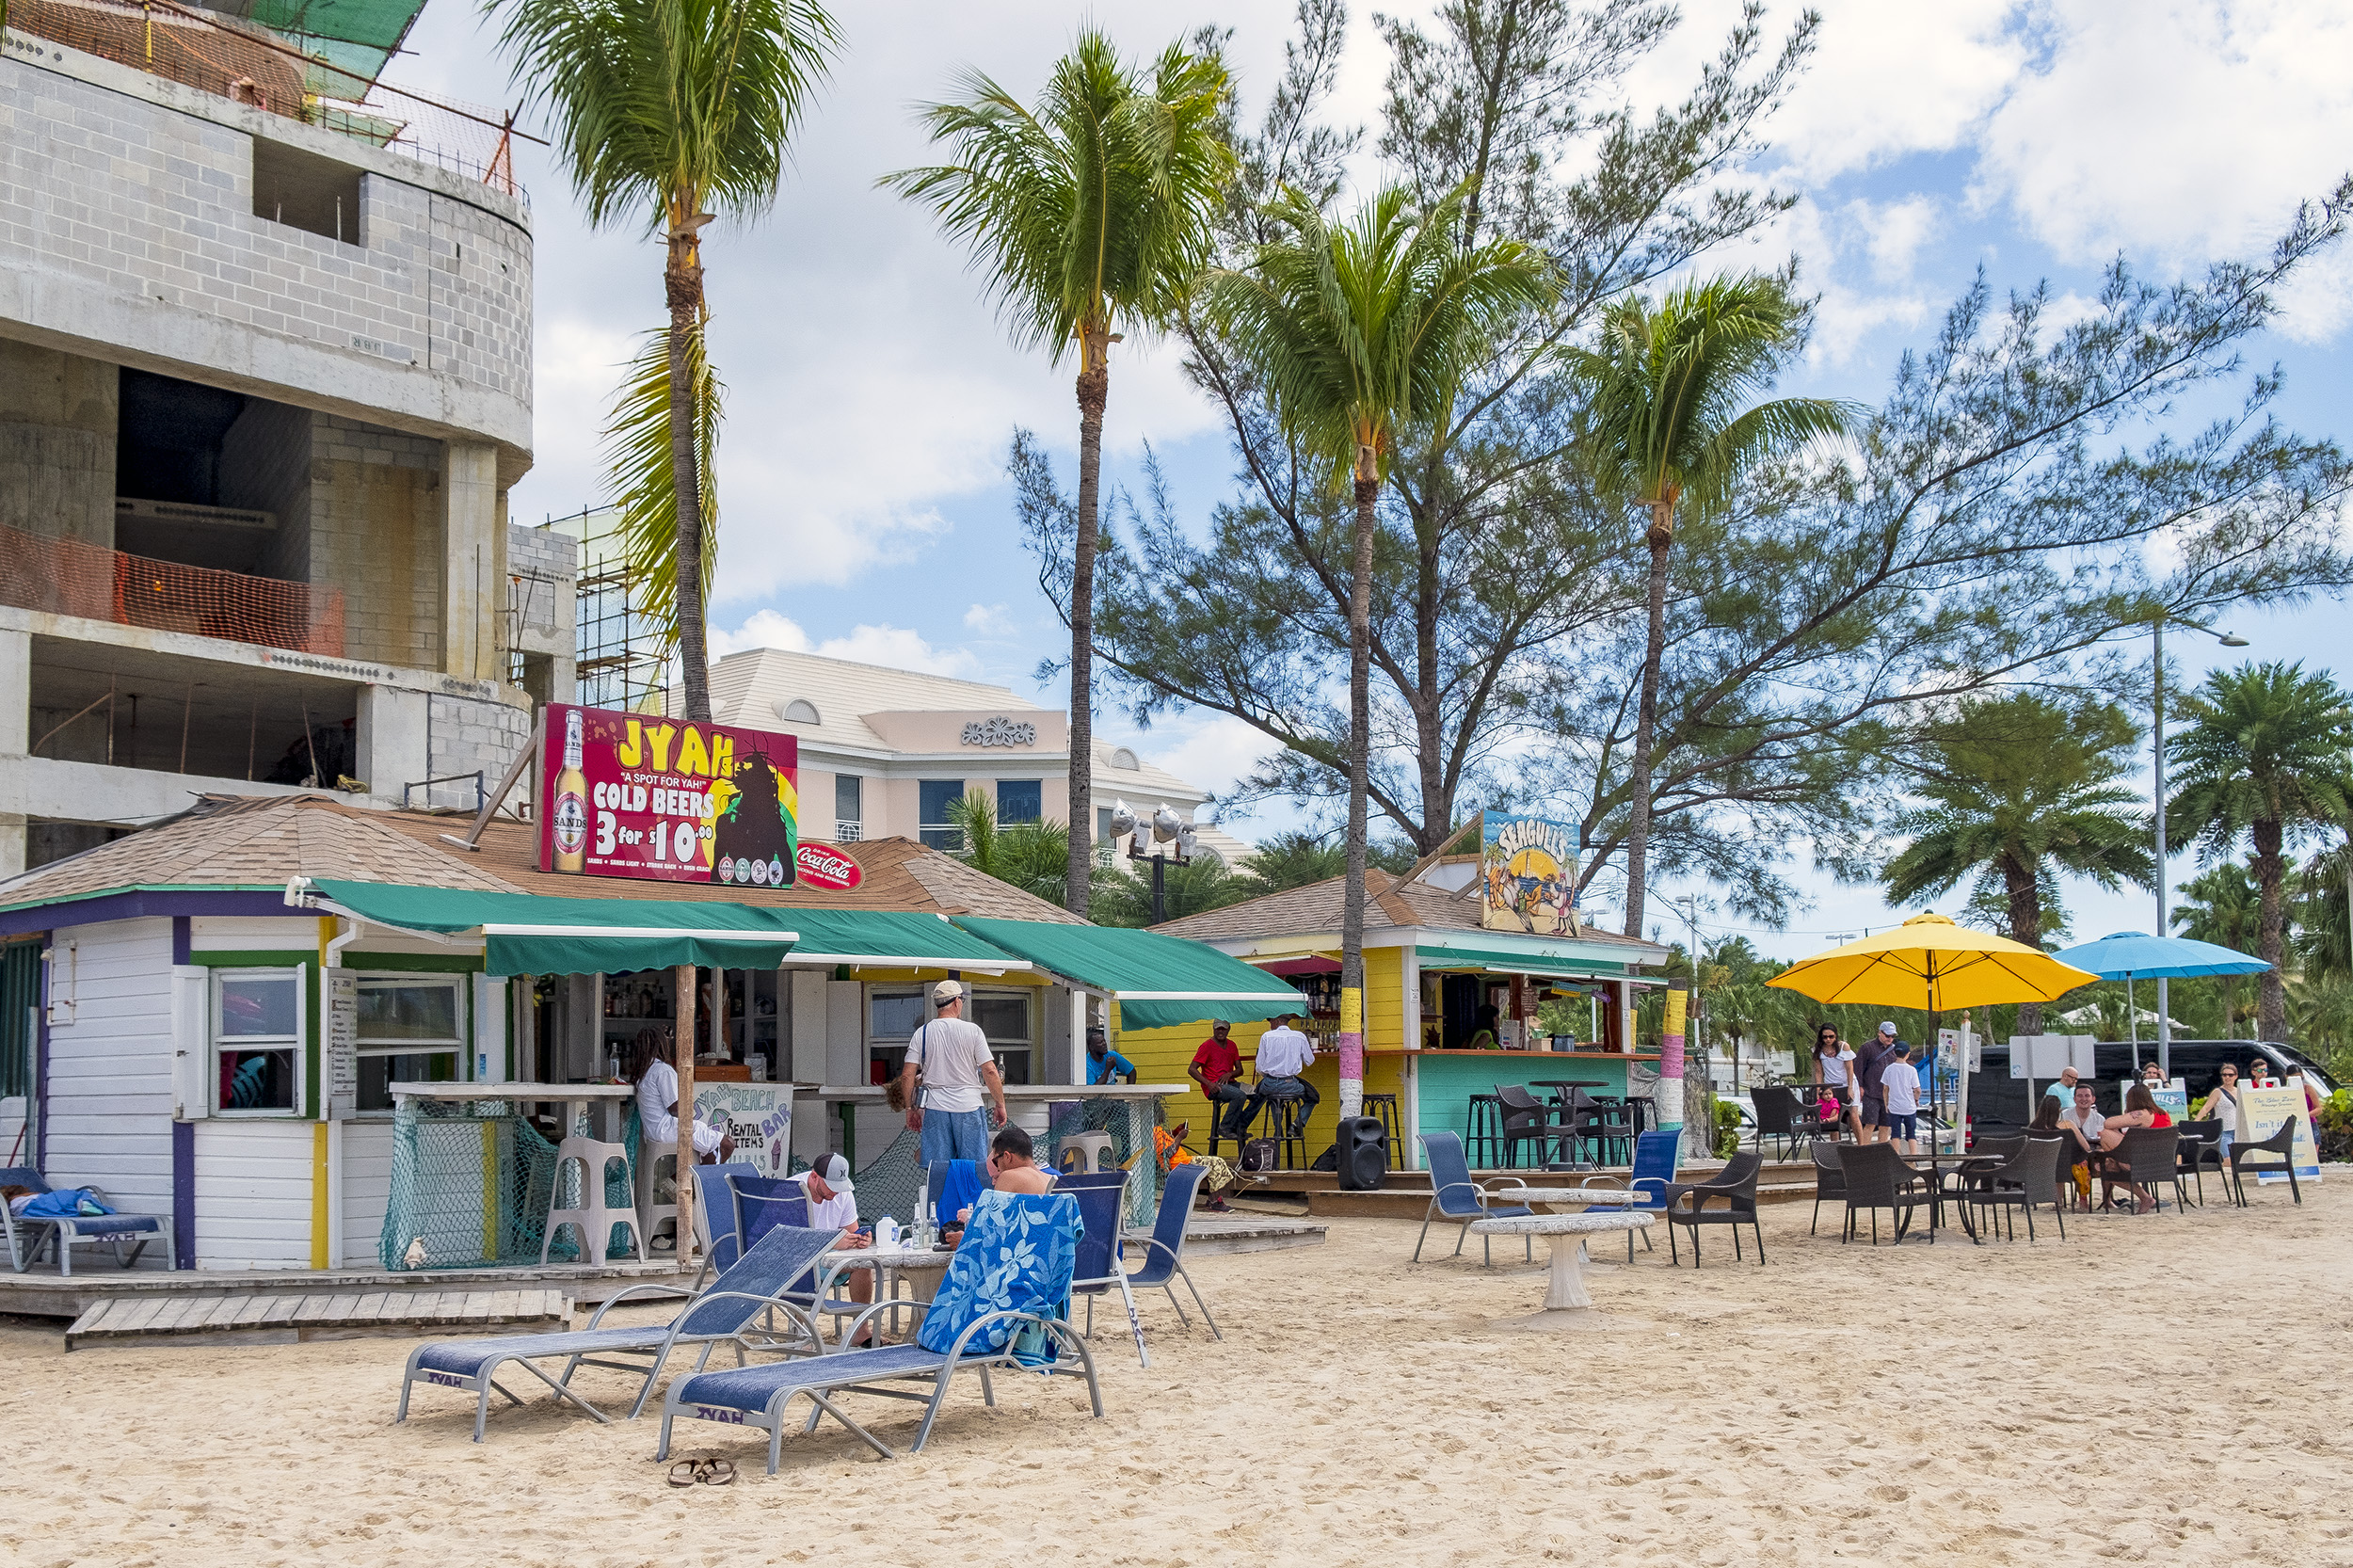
left=1108, top=798, right=1195, bottom=925
left=2152, top=615, right=2248, bottom=1077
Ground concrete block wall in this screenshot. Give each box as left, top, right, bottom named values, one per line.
left=309, top=413, right=442, bottom=669
left=0, top=46, right=530, bottom=453
left=424, top=691, right=532, bottom=811
left=0, top=338, right=115, bottom=544
left=505, top=522, right=575, bottom=644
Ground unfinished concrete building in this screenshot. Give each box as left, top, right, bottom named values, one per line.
left=0, top=0, right=565, bottom=875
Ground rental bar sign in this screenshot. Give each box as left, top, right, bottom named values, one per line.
left=537, top=702, right=811, bottom=888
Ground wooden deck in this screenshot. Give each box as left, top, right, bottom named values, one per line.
left=65, top=1287, right=570, bottom=1350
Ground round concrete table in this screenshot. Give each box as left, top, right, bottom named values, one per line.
left=1467, top=1212, right=1653, bottom=1310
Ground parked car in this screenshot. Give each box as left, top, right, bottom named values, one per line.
left=1964, top=1038, right=2335, bottom=1128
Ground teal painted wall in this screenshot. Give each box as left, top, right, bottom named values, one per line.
left=1414, top=1053, right=1640, bottom=1166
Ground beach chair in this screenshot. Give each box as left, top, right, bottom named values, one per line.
left=1413, top=1131, right=1534, bottom=1265
left=690, top=1160, right=758, bottom=1289
left=657, top=1190, right=1102, bottom=1472
left=1064, top=1171, right=1154, bottom=1367
left=1117, top=1161, right=1221, bottom=1342
left=0, top=1167, right=174, bottom=1275
left=1573, top=1128, right=1678, bottom=1261
left=396, top=1222, right=835, bottom=1442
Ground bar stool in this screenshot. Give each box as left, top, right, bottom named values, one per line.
left=541, top=1137, right=646, bottom=1265
left=1058, top=1131, right=1115, bottom=1174
left=1466, top=1094, right=1504, bottom=1169
left=1359, top=1093, right=1402, bottom=1166
left=1257, top=1087, right=1311, bottom=1170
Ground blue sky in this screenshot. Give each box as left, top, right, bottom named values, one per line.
left=394, top=0, right=2353, bottom=958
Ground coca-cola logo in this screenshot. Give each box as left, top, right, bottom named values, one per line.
left=795, top=843, right=862, bottom=890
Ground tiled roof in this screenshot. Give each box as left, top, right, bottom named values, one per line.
left=700, top=647, right=1041, bottom=754
left=0, top=793, right=1081, bottom=924
left=1150, top=867, right=1670, bottom=961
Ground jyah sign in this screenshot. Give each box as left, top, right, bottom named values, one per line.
left=539, top=703, right=802, bottom=886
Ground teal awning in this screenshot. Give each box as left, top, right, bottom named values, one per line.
left=307, top=879, right=802, bottom=976
left=777, top=908, right=1032, bottom=972
left=950, top=918, right=1307, bottom=1032
left=1414, top=943, right=1628, bottom=979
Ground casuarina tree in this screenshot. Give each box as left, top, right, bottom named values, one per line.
left=490, top=0, right=840, bottom=723
left=2167, top=662, right=2353, bottom=1042
left=885, top=32, right=1232, bottom=919
left=1203, top=182, right=1552, bottom=1115
left=1565, top=273, right=1853, bottom=939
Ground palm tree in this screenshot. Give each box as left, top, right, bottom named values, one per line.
left=1881, top=693, right=2154, bottom=1032
left=601, top=326, right=722, bottom=691
left=885, top=33, right=1232, bottom=919
left=490, top=0, right=838, bottom=724
left=1091, top=856, right=1247, bottom=928
left=1231, top=828, right=1347, bottom=898
left=1203, top=182, right=1553, bottom=1113
left=2174, top=858, right=2264, bottom=1038
left=940, top=790, right=1072, bottom=907
left=2167, top=662, right=2353, bottom=1041
left=1566, top=275, right=1855, bottom=941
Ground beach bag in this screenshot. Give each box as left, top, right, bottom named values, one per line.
left=1239, top=1138, right=1277, bottom=1174
left=1309, top=1144, right=1338, bottom=1173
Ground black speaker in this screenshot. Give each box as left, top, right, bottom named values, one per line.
left=1337, top=1115, right=1388, bottom=1191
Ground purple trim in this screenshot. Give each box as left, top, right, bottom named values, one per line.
left=172, top=916, right=191, bottom=965
left=172, top=1119, right=195, bottom=1269
left=0, top=889, right=294, bottom=936
left=34, top=943, right=48, bottom=1169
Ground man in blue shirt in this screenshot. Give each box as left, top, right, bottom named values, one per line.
left=1085, top=1024, right=1136, bottom=1085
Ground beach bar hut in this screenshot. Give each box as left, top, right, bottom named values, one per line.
left=1144, top=860, right=1671, bottom=1168
left=0, top=791, right=1199, bottom=1279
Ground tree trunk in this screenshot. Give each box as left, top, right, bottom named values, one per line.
left=666, top=210, right=712, bottom=723
left=1339, top=458, right=1379, bottom=1121
left=2252, top=816, right=2286, bottom=1042
left=1066, top=321, right=1111, bottom=920
left=1623, top=501, right=1673, bottom=939
left=1413, top=504, right=1446, bottom=854
left=2003, top=856, right=2046, bottom=1034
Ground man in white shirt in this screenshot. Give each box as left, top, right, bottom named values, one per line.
left=633, top=1029, right=733, bottom=1161
left=1879, top=1042, right=1924, bottom=1154
left=2060, top=1082, right=2105, bottom=1147
left=1241, top=1012, right=1321, bottom=1139
left=794, top=1152, right=873, bottom=1338
left=898, top=980, right=1007, bottom=1167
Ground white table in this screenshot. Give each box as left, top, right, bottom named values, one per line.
left=1500, top=1186, right=1646, bottom=1263
left=1468, top=1212, right=1653, bottom=1310
left=811, top=1244, right=956, bottom=1342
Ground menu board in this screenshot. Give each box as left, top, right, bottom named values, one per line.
left=537, top=703, right=803, bottom=887
left=2239, top=1082, right=2322, bottom=1181
left=325, top=968, right=358, bottom=1117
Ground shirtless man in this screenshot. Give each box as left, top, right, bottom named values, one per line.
left=986, top=1125, right=1055, bottom=1195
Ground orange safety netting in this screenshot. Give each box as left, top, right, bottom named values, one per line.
left=0, top=520, right=344, bottom=657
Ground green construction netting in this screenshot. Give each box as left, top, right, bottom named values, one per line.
left=209, top=0, right=428, bottom=95
left=950, top=918, right=1305, bottom=1032
left=311, top=879, right=803, bottom=976
left=379, top=1097, right=639, bottom=1271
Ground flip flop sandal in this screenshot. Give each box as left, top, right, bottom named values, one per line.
left=667, top=1461, right=704, bottom=1488
left=700, top=1459, right=736, bottom=1486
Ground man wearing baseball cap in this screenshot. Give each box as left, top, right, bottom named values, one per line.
left=897, top=979, right=1008, bottom=1166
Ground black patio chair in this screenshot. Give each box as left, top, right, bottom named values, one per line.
left=1966, top=1135, right=2066, bottom=1241
left=2227, top=1118, right=2301, bottom=1207
left=1750, top=1086, right=1804, bottom=1160
left=1838, top=1142, right=1936, bottom=1245
left=1494, top=1084, right=1579, bottom=1170
left=2102, top=1127, right=2183, bottom=1213
left=1659, top=1150, right=1765, bottom=1267
left=1808, top=1143, right=1847, bottom=1237
left=2172, top=1119, right=2222, bottom=1207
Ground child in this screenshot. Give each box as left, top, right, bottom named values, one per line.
left=1880, top=1042, right=1925, bottom=1155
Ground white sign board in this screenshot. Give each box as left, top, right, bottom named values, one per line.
left=2239, top=1081, right=2322, bottom=1182
left=325, top=969, right=359, bottom=1119
left=691, top=1081, right=793, bottom=1176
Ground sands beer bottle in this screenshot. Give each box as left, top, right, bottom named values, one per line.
left=552, top=708, right=588, bottom=872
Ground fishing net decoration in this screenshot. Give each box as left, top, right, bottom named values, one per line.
left=379, top=1096, right=635, bottom=1271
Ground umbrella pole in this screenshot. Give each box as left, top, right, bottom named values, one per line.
left=2127, top=973, right=2137, bottom=1062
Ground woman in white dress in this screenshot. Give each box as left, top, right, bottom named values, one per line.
left=1811, top=1023, right=1862, bottom=1141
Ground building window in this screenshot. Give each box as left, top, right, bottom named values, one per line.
left=836, top=774, right=863, bottom=842
left=998, top=779, right=1042, bottom=824
left=355, top=975, right=465, bottom=1112
left=215, top=968, right=303, bottom=1113
left=251, top=136, right=364, bottom=245
left=865, top=986, right=1032, bottom=1086
left=919, top=778, right=964, bottom=851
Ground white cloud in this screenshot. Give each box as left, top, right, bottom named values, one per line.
left=1849, top=195, right=1941, bottom=281
left=963, top=602, right=1015, bottom=635
left=708, top=609, right=983, bottom=678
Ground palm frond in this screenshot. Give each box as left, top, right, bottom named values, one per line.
left=602, top=323, right=723, bottom=659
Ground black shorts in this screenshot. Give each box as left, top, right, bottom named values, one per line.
left=1860, top=1094, right=1887, bottom=1128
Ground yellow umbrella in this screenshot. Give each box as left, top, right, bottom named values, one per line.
left=1767, top=913, right=2097, bottom=1011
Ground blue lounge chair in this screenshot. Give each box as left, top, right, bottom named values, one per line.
left=1064, top=1171, right=1151, bottom=1366
left=690, top=1160, right=759, bottom=1289
left=1573, top=1129, right=1680, bottom=1260
left=396, top=1222, right=836, bottom=1442
left=658, top=1189, right=1101, bottom=1471
left=1413, top=1132, right=1534, bottom=1265
left=1121, top=1161, right=1221, bottom=1340
left=0, top=1167, right=174, bottom=1275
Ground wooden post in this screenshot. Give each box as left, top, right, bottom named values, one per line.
left=714, top=968, right=728, bottom=1063
left=672, top=963, right=696, bottom=1265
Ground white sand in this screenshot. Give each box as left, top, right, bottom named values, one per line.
left=3, top=1182, right=2347, bottom=1566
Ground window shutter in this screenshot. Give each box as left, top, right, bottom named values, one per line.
left=171, top=965, right=209, bottom=1120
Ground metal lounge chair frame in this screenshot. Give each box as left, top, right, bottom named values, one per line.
left=1413, top=1131, right=1533, bottom=1265
left=0, top=1167, right=175, bottom=1275
left=1119, top=1161, right=1221, bottom=1341
left=1569, top=1128, right=1678, bottom=1260
left=1059, top=1170, right=1153, bottom=1367
left=395, top=1222, right=835, bottom=1441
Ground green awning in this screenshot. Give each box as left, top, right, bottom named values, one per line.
left=951, top=918, right=1307, bottom=1032
left=776, top=909, right=1032, bottom=972
left=1414, top=943, right=1628, bottom=979
left=307, top=879, right=802, bottom=976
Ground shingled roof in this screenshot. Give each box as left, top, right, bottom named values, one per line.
left=0, top=793, right=1083, bottom=925
left=1151, top=866, right=1668, bottom=961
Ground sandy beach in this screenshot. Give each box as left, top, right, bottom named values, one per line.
left=4, top=1182, right=2347, bottom=1567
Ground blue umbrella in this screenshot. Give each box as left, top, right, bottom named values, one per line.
left=2050, top=931, right=2270, bottom=1064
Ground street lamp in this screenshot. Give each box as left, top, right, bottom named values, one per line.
left=1109, top=798, right=1194, bottom=924
left=2152, top=616, right=2249, bottom=1075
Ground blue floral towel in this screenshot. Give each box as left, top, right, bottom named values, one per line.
left=917, top=1190, right=1080, bottom=1366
